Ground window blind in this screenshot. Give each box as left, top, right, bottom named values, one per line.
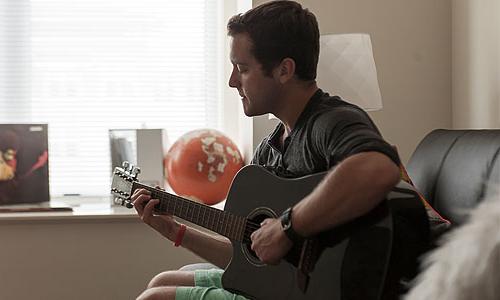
left=0, top=0, right=223, bottom=196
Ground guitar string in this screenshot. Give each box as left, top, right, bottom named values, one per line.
left=137, top=184, right=270, bottom=240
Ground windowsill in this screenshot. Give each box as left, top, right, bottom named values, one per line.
left=0, top=196, right=226, bottom=223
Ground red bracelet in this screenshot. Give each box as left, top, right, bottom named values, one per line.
left=174, top=224, right=187, bottom=247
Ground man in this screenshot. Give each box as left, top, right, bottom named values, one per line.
left=132, top=1, right=427, bottom=299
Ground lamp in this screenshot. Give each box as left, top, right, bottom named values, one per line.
left=316, top=33, right=382, bottom=111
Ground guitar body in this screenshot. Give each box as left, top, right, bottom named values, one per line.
left=222, top=165, right=393, bottom=300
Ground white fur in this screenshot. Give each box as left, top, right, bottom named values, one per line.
left=404, top=191, right=500, bottom=300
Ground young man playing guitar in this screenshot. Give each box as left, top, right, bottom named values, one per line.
left=131, top=1, right=429, bottom=299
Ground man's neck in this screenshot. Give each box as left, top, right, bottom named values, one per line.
left=274, top=82, right=319, bottom=137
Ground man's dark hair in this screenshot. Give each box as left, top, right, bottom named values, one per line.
left=227, top=0, right=319, bottom=81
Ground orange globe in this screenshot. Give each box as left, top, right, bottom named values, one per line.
left=164, top=129, right=244, bottom=205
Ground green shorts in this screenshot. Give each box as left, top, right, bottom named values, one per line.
left=175, top=269, right=249, bottom=300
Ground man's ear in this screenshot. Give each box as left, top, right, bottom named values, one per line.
left=275, top=58, right=296, bottom=84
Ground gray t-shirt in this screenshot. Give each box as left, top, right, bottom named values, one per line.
left=251, top=89, right=400, bottom=177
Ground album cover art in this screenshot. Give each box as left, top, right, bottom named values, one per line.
left=0, top=124, right=49, bottom=205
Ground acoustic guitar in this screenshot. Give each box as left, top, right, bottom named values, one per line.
left=111, top=162, right=394, bottom=300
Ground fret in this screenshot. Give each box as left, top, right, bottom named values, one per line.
left=170, top=196, right=176, bottom=214
left=214, top=211, right=218, bottom=234
left=192, top=203, right=196, bottom=222
left=234, top=216, right=240, bottom=240
left=240, top=218, right=246, bottom=241
left=217, top=211, right=222, bottom=235
left=186, top=201, right=190, bottom=220
left=163, top=195, right=169, bottom=213
left=222, top=213, right=226, bottom=237
left=213, top=209, right=217, bottom=233
left=199, top=205, right=207, bottom=226
left=229, top=214, right=234, bottom=239
left=179, top=198, right=184, bottom=217
left=186, top=203, right=192, bottom=221
left=218, top=211, right=224, bottom=237
left=231, top=215, right=236, bottom=240
left=167, top=196, right=172, bottom=214
left=199, top=204, right=205, bottom=226
left=222, top=212, right=226, bottom=235
left=214, top=210, right=219, bottom=233
left=180, top=199, right=185, bottom=217
left=183, top=201, right=188, bottom=219
left=184, top=201, right=190, bottom=220
left=159, top=197, right=164, bottom=212
left=188, top=202, right=195, bottom=222
left=204, top=207, right=208, bottom=229
left=229, top=214, right=234, bottom=240
left=165, top=196, right=170, bottom=213
left=196, top=204, right=201, bottom=224
left=179, top=201, right=184, bottom=219
left=236, top=216, right=242, bottom=240
left=208, top=209, right=213, bottom=232
left=176, top=200, right=181, bottom=218
left=224, top=213, right=229, bottom=237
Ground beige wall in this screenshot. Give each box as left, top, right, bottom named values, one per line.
left=252, top=0, right=452, bottom=163
left=452, top=0, right=500, bottom=128
left=0, top=217, right=204, bottom=300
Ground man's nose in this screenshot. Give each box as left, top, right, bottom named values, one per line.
left=228, top=69, right=240, bottom=88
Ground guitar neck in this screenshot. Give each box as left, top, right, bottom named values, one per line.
left=131, top=182, right=247, bottom=242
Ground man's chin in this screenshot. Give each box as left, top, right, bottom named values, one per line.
left=241, top=102, right=269, bottom=117
left=242, top=107, right=266, bottom=117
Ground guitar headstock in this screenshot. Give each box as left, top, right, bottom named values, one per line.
left=111, top=161, right=141, bottom=208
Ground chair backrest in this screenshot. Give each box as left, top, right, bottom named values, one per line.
left=407, top=129, right=500, bottom=225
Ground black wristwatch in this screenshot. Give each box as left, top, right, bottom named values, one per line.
left=280, top=207, right=303, bottom=244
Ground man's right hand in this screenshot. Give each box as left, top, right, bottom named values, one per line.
left=131, top=188, right=181, bottom=241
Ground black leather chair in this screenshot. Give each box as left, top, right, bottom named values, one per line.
left=406, top=129, right=500, bottom=226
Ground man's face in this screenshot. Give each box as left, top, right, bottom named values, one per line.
left=228, top=33, right=281, bottom=116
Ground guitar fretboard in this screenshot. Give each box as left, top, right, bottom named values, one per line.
left=132, top=182, right=248, bottom=242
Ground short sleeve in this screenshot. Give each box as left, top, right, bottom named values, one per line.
left=313, top=107, right=400, bottom=168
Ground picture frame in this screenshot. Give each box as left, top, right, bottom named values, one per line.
left=0, top=124, right=50, bottom=205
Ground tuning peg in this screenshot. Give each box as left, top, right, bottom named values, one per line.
left=122, top=161, right=130, bottom=169
left=132, top=167, right=141, bottom=179
left=125, top=201, right=134, bottom=209
left=114, top=197, right=123, bottom=205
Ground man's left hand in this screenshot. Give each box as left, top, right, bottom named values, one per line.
left=250, top=218, right=293, bottom=265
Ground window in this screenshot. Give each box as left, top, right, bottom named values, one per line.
left=0, top=0, right=226, bottom=196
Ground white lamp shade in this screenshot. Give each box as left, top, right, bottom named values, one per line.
left=316, top=33, right=383, bottom=111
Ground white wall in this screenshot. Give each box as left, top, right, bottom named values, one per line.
left=452, top=0, right=500, bottom=128
left=252, top=0, right=453, bottom=163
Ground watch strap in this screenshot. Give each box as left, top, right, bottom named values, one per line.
left=280, top=207, right=303, bottom=244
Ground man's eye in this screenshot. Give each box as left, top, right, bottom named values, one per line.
left=237, top=66, right=248, bottom=73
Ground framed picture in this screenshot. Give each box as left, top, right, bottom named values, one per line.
left=0, top=124, right=49, bottom=205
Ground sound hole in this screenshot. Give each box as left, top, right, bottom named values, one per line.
left=242, top=207, right=277, bottom=267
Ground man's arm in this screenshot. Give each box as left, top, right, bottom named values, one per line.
left=179, top=224, right=233, bottom=269
left=292, top=151, right=400, bottom=235
left=250, top=151, right=400, bottom=264
left=132, top=190, right=233, bottom=269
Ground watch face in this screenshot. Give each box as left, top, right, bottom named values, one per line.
left=283, top=222, right=292, bottom=231
left=280, top=208, right=292, bottom=230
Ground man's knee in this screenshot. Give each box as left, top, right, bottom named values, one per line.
left=148, top=270, right=195, bottom=289
left=137, top=287, right=176, bottom=300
